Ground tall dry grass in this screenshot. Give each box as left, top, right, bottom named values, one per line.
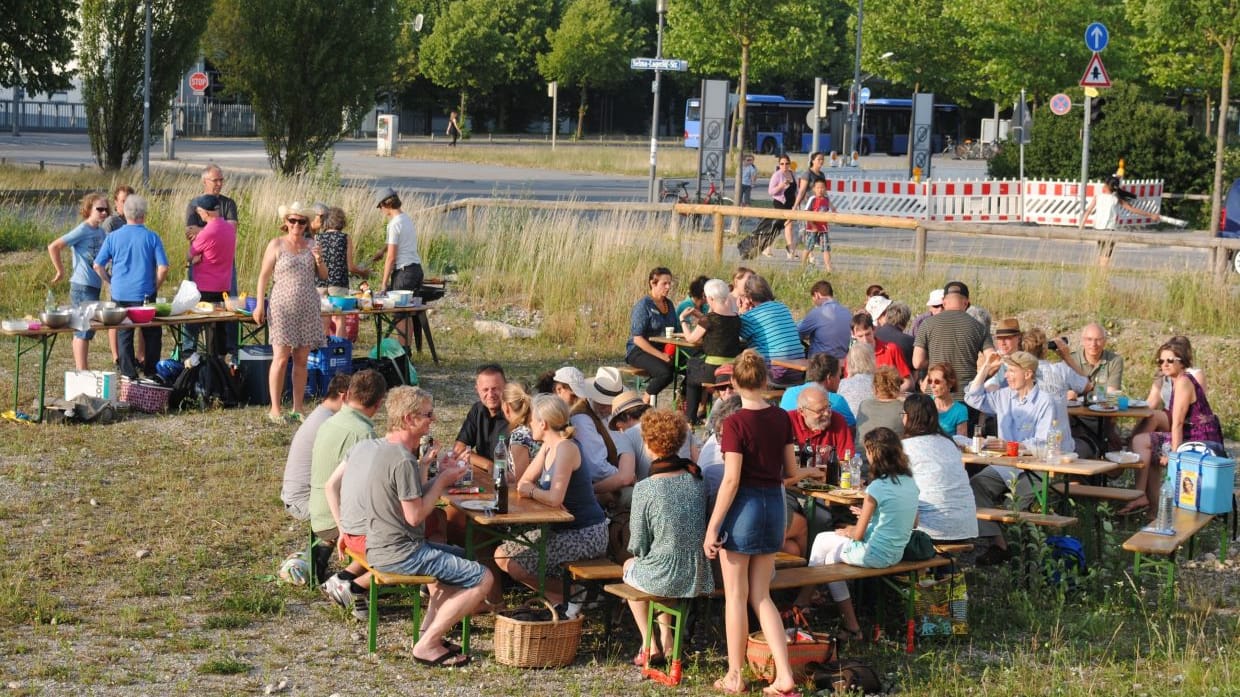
left=396, top=142, right=715, bottom=178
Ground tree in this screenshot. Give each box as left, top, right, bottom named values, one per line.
left=988, top=83, right=1212, bottom=220
left=0, top=0, right=77, bottom=94
left=667, top=0, right=843, bottom=206
left=538, top=0, right=644, bottom=138
left=420, top=0, right=552, bottom=127
left=944, top=0, right=1132, bottom=105
left=79, top=0, right=210, bottom=170
left=210, top=0, right=398, bottom=176
left=859, top=0, right=970, bottom=100
left=1127, top=0, right=1240, bottom=238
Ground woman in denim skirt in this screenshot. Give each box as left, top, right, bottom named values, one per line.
left=703, top=349, right=799, bottom=697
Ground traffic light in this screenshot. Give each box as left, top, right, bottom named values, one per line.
left=1089, top=98, right=1105, bottom=124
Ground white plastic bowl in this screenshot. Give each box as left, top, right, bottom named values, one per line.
left=1105, top=451, right=1141, bottom=465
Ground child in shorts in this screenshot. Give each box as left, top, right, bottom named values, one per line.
left=801, top=178, right=833, bottom=271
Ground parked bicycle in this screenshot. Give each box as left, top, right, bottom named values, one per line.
left=661, top=178, right=734, bottom=229
left=953, top=139, right=1000, bottom=161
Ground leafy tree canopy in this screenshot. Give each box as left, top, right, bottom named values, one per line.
left=0, top=0, right=77, bottom=93
left=80, top=0, right=209, bottom=170
left=209, top=0, right=398, bottom=175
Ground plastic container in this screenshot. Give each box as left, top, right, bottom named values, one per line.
left=327, top=295, right=358, bottom=311
left=1168, top=448, right=1235, bottom=514
left=238, top=345, right=274, bottom=406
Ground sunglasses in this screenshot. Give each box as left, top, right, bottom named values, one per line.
left=420, top=409, right=435, bottom=419
left=94, top=206, right=109, bottom=213
left=925, top=378, right=945, bottom=385
left=1156, top=357, right=1181, bottom=365
left=286, top=218, right=309, bottom=225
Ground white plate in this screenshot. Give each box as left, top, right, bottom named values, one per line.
left=1105, top=451, right=1141, bottom=464
left=1066, top=399, right=1083, bottom=408
left=1088, top=404, right=1118, bottom=413
left=1127, top=399, right=1148, bottom=408
left=457, top=499, right=495, bottom=512
left=952, top=435, right=972, bottom=449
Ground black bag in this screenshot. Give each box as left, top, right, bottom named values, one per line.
left=168, top=360, right=203, bottom=411
left=810, top=659, right=884, bottom=695
left=738, top=218, right=781, bottom=259
left=198, top=354, right=244, bottom=408
left=902, top=529, right=938, bottom=562
left=352, top=355, right=407, bottom=389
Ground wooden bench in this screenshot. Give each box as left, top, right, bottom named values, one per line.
left=566, top=551, right=806, bottom=585
left=1050, top=483, right=1143, bottom=503
left=345, top=548, right=436, bottom=654
left=933, top=542, right=975, bottom=556
left=615, top=365, right=650, bottom=390
left=605, top=555, right=951, bottom=667
left=976, top=507, right=1078, bottom=529
left=1122, top=507, right=1215, bottom=604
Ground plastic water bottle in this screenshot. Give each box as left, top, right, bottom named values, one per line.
left=458, top=447, right=474, bottom=486
left=850, top=450, right=863, bottom=486
left=45, top=288, right=56, bottom=313
left=1155, top=475, right=1176, bottom=531
left=1045, top=420, right=1061, bottom=463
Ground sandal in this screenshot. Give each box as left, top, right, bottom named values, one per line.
left=633, top=648, right=665, bottom=667
left=413, top=649, right=471, bottom=668
left=762, top=688, right=802, bottom=697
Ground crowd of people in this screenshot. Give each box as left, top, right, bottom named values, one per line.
left=272, top=264, right=1225, bottom=688
left=47, top=167, right=426, bottom=424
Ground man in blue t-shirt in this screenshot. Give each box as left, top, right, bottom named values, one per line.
left=797, top=280, right=851, bottom=359
left=93, top=194, right=169, bottom=379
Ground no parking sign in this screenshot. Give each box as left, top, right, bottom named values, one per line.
left=1050, top=93, right=1072, bottom=116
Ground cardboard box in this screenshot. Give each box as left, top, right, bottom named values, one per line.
left=65, top=370, right=118, bottom=402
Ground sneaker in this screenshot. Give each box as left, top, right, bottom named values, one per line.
left=351, top=595, right=369, bottom=622
left=321, top=574, right=353, bottom=608
left=760, top=247, right=773, bottom=257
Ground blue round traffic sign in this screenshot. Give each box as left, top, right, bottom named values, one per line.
left=859, top=87, right=871, bottom=105
left=1085, top=22, right=1108, bottom=52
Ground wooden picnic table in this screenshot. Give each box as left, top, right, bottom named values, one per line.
left=444, top=472, right=574, bottom=653
left=961, top=450, right=1123, bottom=514
left=0, top=303, right=434, bottom=422
left=771, top=357, right=809, bottom=372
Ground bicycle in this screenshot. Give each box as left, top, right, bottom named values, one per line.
left=660, top=179, right=734, bottom=229
left=953, top=139, right=1000, bottom=161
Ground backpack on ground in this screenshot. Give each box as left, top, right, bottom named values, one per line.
left=170, top=353, right=244, bottom=410
left=738, top=218, right=781, bottom=259
left=1045, top=534, right=1086, bottom=589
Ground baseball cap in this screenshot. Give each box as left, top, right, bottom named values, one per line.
left=865, top=295, right=892, bottom=322
left=192, top=194, right=220, bottom=212
left=710, top=364, right=734, bottom=387
left=925, top=289, right=944, bottom=307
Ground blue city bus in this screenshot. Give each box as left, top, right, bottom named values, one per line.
left=684, top=94, right=814, bottom=154
left=685, top=94, right=961, bottom=156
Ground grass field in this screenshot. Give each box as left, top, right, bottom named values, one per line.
left=0, top=163, right=1238, bottom=695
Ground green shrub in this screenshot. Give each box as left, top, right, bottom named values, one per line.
left=989, top=83, right=1213, bottom=223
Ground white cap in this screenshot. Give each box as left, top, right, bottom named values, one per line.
left=926, top=289, right=945, bottom=307
left=865, top=295, right=892, bottom=322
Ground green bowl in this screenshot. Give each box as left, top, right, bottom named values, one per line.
left=154, top=302, right=173, bottom=317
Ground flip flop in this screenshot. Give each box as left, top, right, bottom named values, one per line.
left=413, top=649, right=471, bottom=668
left=1117, top=497, right=1150, bottom=516
left=761, top=688, right=802, bottom=697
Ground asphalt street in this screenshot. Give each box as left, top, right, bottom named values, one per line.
left=0, top=132, right=1226, bottom=274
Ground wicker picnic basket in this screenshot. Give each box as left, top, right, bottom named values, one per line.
left=747, top=629, right=836, bottom=681
left=493, top=600, right=583, bottom=668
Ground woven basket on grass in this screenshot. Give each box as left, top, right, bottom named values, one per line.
left=746, top=629, right=836, bottom=680
left=493, top=600, right=584, bottom=668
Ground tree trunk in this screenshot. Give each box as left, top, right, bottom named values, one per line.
left=1210, top=40, right=1233, bottom=237
left=458, top=91, right=468, bottom=135
left=731, top=39, right=750, bottom=233
left=576, top=84, right=587, bottom=140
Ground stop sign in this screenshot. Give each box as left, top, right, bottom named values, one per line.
left=189, top=71, right=209, bottom=95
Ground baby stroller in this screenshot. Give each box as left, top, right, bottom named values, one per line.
left=737, top=218, right=781, bottom=259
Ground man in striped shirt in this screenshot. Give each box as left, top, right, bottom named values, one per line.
left=739, top=274, right=805, bottom=385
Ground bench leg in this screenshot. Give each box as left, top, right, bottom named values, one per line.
left=643, top=600, right=686, bottom=686
left=412, top=586, right=423, bottom=645
left=368, top=582, right=380, bottom=654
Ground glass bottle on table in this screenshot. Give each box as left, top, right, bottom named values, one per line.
left=493, top=437, right=509, bottom=513
left=839, top=449, right=853, bottom=489
left=458, top=446, right=474, bottom=487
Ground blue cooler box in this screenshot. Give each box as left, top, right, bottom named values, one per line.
left=1168, top=448, right=1236, bottom=515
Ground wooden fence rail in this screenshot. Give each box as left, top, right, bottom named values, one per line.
left=421, top=198, right=1240, bottom=280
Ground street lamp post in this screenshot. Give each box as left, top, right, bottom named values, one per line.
left=647, top=0, right=667, bottom=203
left=847, top=0, right=864, bottom=157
